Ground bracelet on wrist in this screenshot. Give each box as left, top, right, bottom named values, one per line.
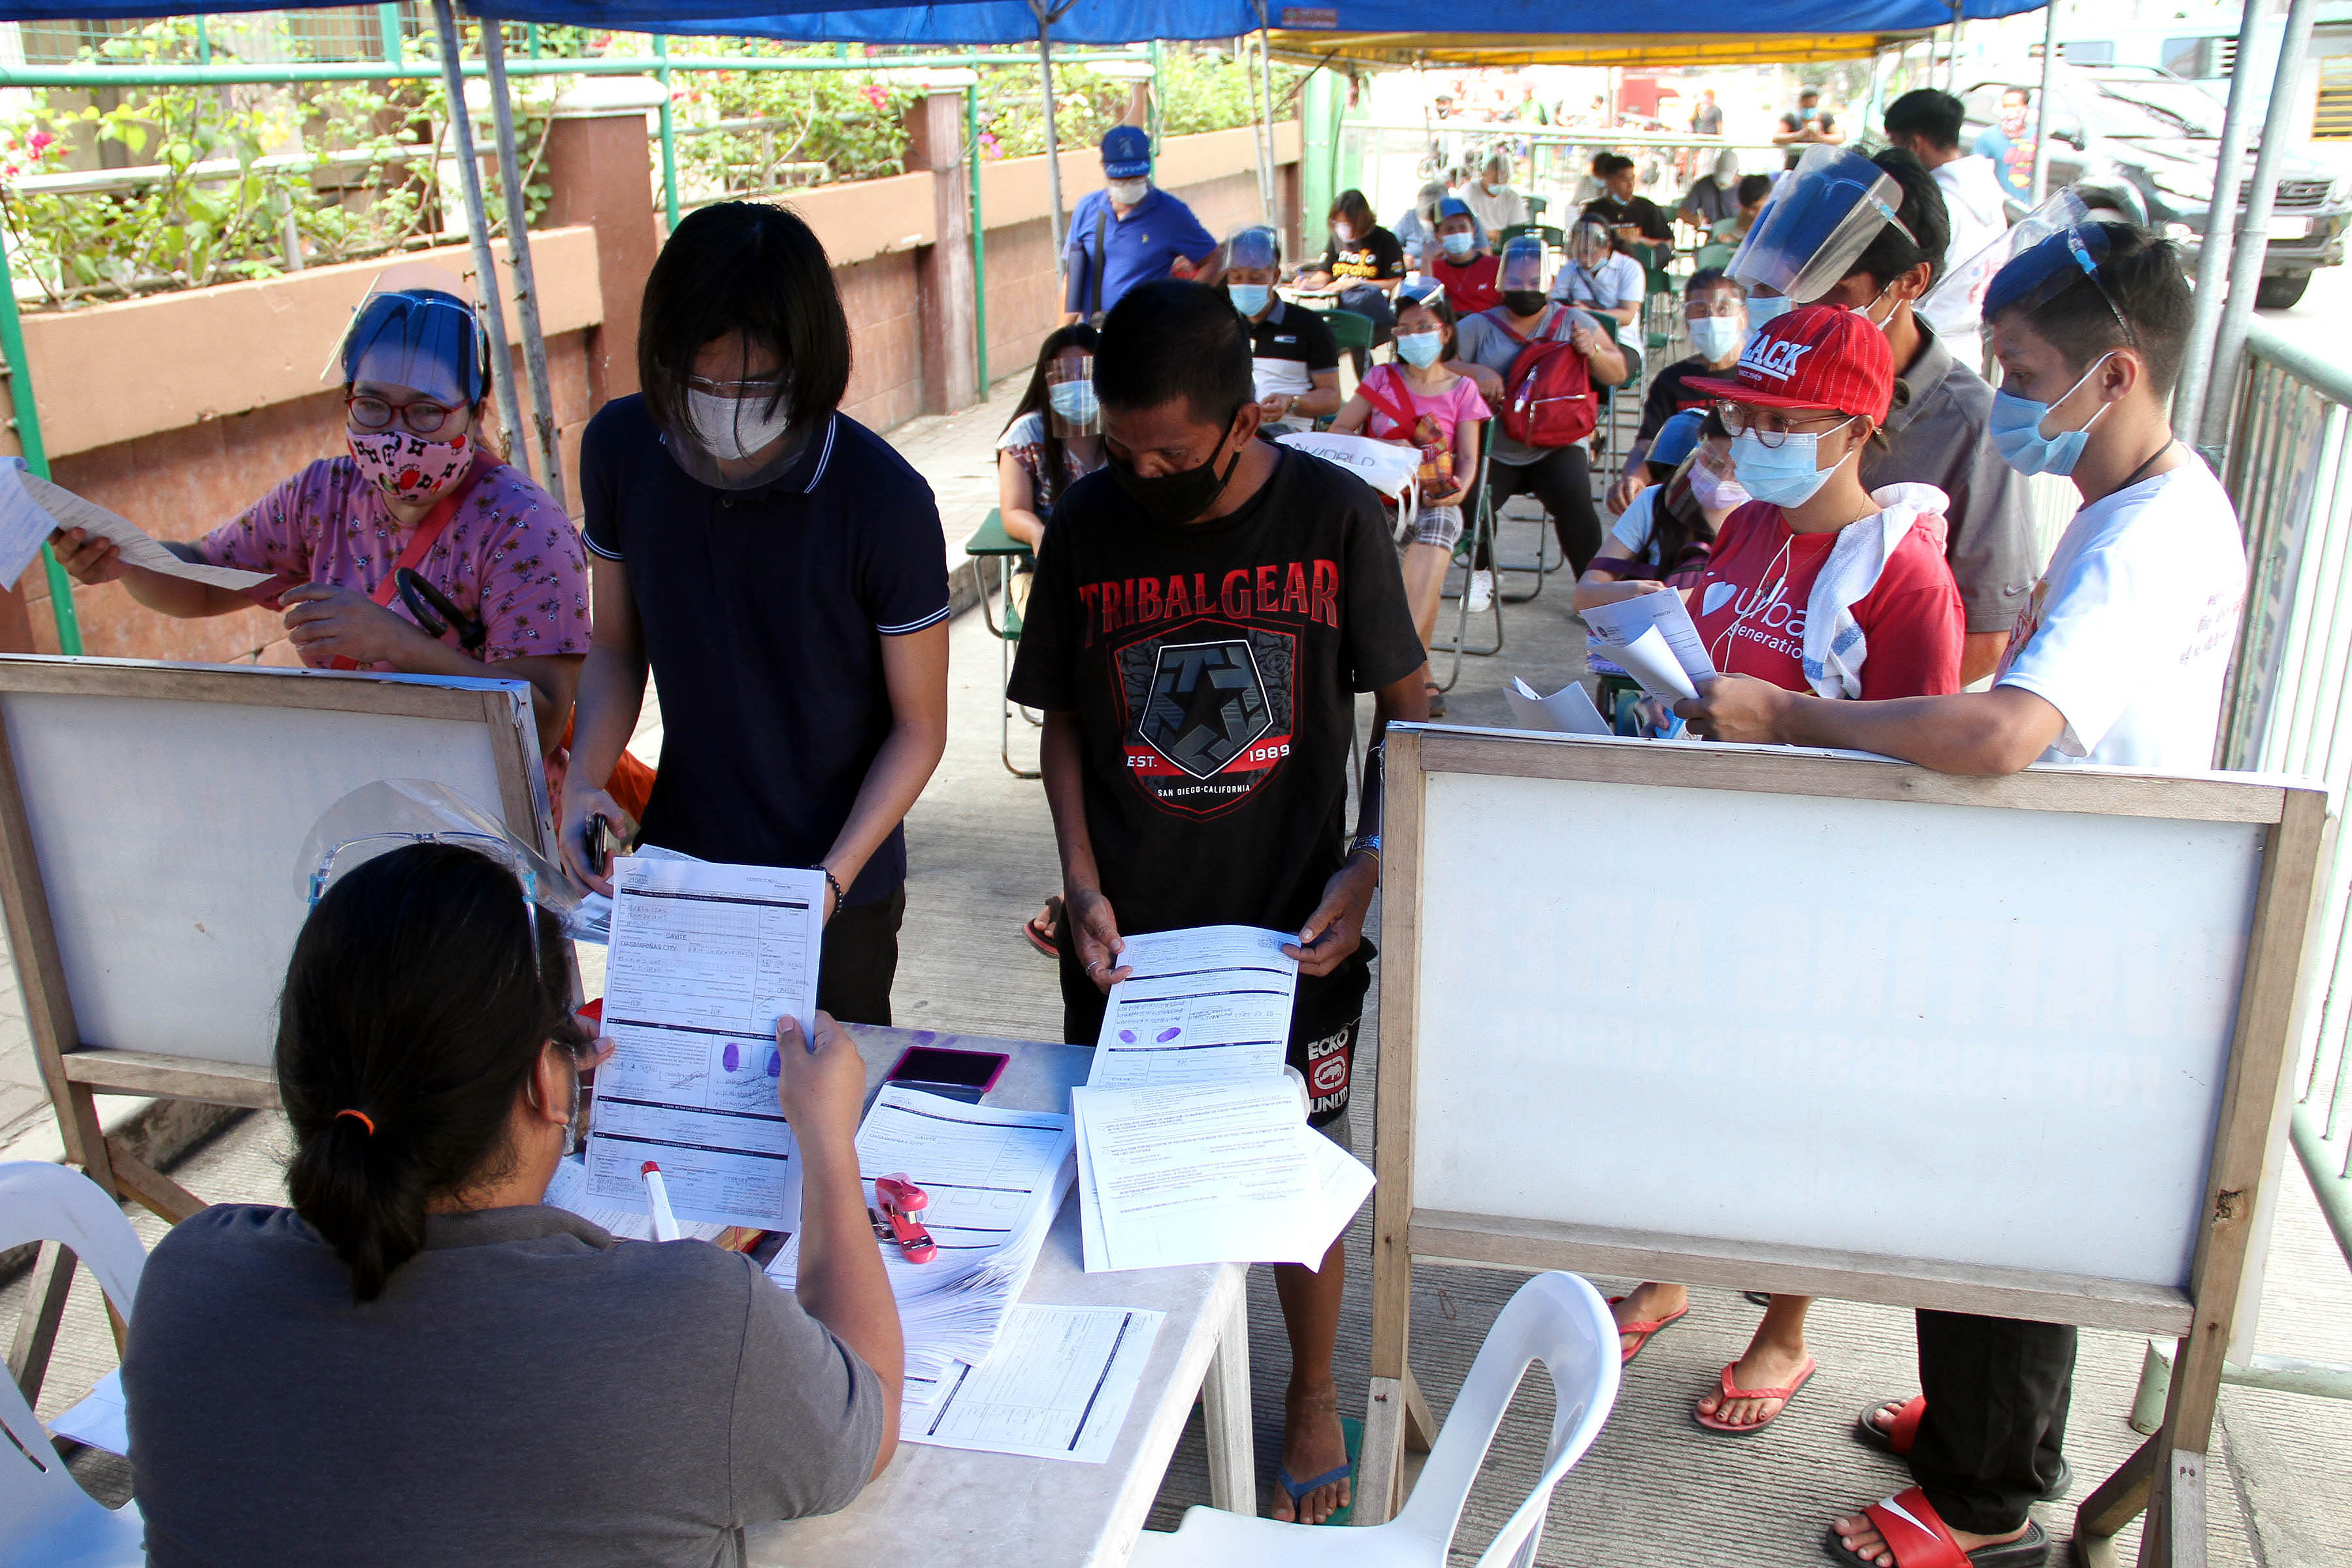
left=820, top=867, right=847, bottom=910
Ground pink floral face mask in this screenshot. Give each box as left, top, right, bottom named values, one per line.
left=348, top=427, right=472, bottom=501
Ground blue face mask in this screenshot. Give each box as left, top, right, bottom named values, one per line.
left=1047, top=380, right=1099, bottom=425
left=1688, top=316, right=1743, bottom=363
left=1989, top=353, right=2115, bottom=476
left=1746, top=292, right=1797, bottom=331
left=1395, top=330, right=1445, bottom=368
left=1228, top=283, right=1271, bottom=318
left=1729, top=423, right=1850, bottom=508
left=1440, top=231, right=1475, bottom=260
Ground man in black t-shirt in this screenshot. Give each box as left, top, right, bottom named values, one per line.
left=1580, top=153, right=1673, bottom=270
left=1009, top=281, right=1426, bottom=1528
left=1775, top=85, right=1844, bottom=169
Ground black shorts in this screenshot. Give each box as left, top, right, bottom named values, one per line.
left=1057, top=941, right=1371, bottom=1130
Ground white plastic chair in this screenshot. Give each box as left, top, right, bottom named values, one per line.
left=1132, top=1271, right=1621, bottom=1568
left=0, top=1161, right=148, bottom=1568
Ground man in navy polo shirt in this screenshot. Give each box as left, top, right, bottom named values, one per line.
left=1061, top=125, right=1221, bottom=325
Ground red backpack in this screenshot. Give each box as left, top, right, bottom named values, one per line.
left=1493, top=306, right=1598, bottom=448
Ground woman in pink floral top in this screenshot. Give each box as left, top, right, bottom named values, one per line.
left=50, top=284, right=589, bottom=749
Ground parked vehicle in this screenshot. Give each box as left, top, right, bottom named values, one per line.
left=1961, top=63, right=2349, bottom=308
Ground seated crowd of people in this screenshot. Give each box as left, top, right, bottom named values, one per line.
left=68, top=88, right=2244, bottom=1568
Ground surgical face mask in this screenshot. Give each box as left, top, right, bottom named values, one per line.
left=1729, top=423, right=1852, bottom=508
left=1396, top=330, right=1445, bottom=368
left=347, top=425, right=473, bottom=502
left=1228, top=282, right=1271, bottom=317
left=1714, top=170, right=1735, bottom=189
left=1333, top=221, right=1356, bottom=244
left=1746, top=292, right=1797, bottom=331
left=1688, top=316, right=1743, bottom=363
left=1047, top=380, right=1100, bottom=424
left=1107, top=429, right=1244, bottom=528
left=1688, top=457, right=1750, bottom=514
left=1485, top=180, right=1506, bottom=195
left=1990, top=353, right=2115, bottom=477
left=2001, top=109, right=2029, bottom=135
left=1108, top=178, right=1150, bottom=205
left=1854, top=279, right=1899, bottom=331
left=1441, top=231, right=1476, bottom=260
left=1501, top=289, right=1548, bottom=318
left=685, top=387, right=792, bottom=463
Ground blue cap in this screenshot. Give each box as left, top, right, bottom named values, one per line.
left=1437, top=197, right=1474, bottom=220
left=1652, top=409, right=1706, bottom=470
left=1101, top=125, right=1152, bottom=180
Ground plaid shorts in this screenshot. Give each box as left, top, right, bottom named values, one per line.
left=1407, top=502, right=1464, bottom=551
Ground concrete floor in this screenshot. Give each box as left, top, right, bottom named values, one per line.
left=9, top=378, right=2352, bottom=1566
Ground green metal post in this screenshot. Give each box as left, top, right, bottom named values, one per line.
left=194, top=14, right=211, bottom=66
left=966, top=83, right=988, bottom=393
left=376, top=3, right=401, bottom=65
left=0, top=248, right=81, bottom=655
left=1148, top=39, right=1163, bottom=153
left=653, top=35, right=679, bottom=231
left=527, top=24, right=540, bottom=59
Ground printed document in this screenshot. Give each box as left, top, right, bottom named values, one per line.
left=1073, top=1080, right=1367, bottom=1271
left=1086, top=924, right=1299, bottom=1089
left=0, top=460, right=272, bottom=593
left=585, top=858, right=824, bottom=1230
left=906, top=1303, right=1164, bottom=1463
left=544, top=1152, right=731, bottom=1243
left=1580, top=588, right=1716, bottom=701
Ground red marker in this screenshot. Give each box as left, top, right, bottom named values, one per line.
left=641, top=1160, right=681, bottom=1242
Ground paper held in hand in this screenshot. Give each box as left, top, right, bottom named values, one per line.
left=1580, top=588, right=1716, bottom=702
left=0, top=459, right=272, bottom=593
left=1087, top=924, right=1299, bottom=1089
left=584, top=857, right=825, bottom=1232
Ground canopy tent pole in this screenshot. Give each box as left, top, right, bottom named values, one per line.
left=430, top=0, right=531, bottom=484
left=2200, top=0, right=2319, bottom=448
left=1031, top=0, right=1067, bottom=284
left=1251, top=4, right=1279, bottom=224
left=2172, top=0, right=2271, bottom=442
left=478, top=10, right=566, bottom=512
left=2030, top=0, right=2062, bottom=203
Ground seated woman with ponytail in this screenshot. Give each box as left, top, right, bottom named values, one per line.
left=123, top=841, right=901, bottom=1568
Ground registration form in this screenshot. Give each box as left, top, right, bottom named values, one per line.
left=1073, top=1080, right=1331, bottom=1271
left=907, top=1303, right=1165, bottom=1464
left=584, top=858, right=824, bottom=1230
left=1087, top=924, right=1298, bottom=1089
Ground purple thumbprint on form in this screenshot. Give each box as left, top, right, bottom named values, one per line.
left=1156, top=1026, right=1183, bottom=1042
left=722, top=1043, right=740, bottom=1073
left=1119, top=1029, right=1137, bottom=1043
left=766, top=1050, right=781, bottom=1079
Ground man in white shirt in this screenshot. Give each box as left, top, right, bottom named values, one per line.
left=1883, top=89, right=2012, bottom=370
left=1677, top=223, right=2240, bottom=1568
left=1462, top=152, right=1529, bottom=236
left=1551, top=219, right=1646, bottom=327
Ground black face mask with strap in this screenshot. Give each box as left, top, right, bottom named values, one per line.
left=1105, top=412, right=1246, bottom=527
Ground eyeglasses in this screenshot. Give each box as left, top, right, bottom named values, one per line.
left=685, top=373, right=788, bottom=400
left=1715, top=401, right=1854, bottom=448
left=346, top=392, right=463, bottom=438
left=1684, top=300, right=1742, bottom=319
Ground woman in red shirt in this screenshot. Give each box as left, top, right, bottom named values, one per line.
left=1607, top=303, right=1963, bottom=1435
left=1428, top=197, right=1500, bottom=317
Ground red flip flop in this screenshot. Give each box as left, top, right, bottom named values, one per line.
left=1855, top=1394, right=1927, bottom=1456
left=1607, top=1295, right=1690, bottom=1365
left=1693, top=1355, right=1818, bottom=1433
left=1824, top=1486, right=2050, bottom=1568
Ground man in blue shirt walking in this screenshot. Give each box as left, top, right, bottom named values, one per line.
left=1062, top=125, right=1221, bottom=325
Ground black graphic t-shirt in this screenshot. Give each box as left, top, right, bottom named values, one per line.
left=1009, top=444, right=1425, bottom=946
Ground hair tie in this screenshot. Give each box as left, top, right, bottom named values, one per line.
left=335, top=1109, right=376, bottom=1136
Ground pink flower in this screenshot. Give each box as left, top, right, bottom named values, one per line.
left=27, top=131, right=52, bottom=154
left=862, top=84, right=888, bottom=110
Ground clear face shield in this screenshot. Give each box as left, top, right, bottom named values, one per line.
left=1497, top=235, right=1548, bottom=297
left=1925, top=188, right=2110, bottom=333
left=1045, top=353, right=1100, bottom=436
left=297, top=780, right=585, bottom=965
left=1569, top=220, right=1615, bottom=270
left=1727, top=145, right=1908, bottom=310
left=320, top=262, right=487, bottom=408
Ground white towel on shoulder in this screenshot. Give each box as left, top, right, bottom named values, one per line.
left=1801, top=483, right=1950, bottom=699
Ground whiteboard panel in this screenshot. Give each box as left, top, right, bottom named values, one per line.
left=7, top=689, right=520, bottom=1066
left=1413, top=770, right=2264, bottom=1288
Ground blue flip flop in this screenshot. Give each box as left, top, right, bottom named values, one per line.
left=1275, top=1414, right=1362, bottom=1527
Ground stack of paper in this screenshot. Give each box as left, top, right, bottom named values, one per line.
left=1072, top=1079, right=1373, bottom=1273
left=1580, top=588, right=1717, bottom=702
left=765, top=1086, right=1076, bottom=1394
left=904, top=1303, right=1164, bottom=1464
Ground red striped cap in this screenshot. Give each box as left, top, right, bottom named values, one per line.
left=1684, top=302, right=1893, bottom=420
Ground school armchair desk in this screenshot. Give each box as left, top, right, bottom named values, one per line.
left=0, top=1162, right=148, bottom=1568
left=965, top=510, right=1040, bottom=779
left=1128, top=1271, right=1619, bottom=1567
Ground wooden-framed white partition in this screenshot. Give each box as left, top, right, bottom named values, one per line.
left=0, top=656, right=548, bottom=1399
left=1356, top=725, right=2328, bottom=1568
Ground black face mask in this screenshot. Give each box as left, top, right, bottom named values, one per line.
left=1107, top=421, right=1245, bottom=527
left=1500, top=289, right=1548, bottom=318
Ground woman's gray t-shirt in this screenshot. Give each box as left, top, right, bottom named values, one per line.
left=124, top=1203, right=883, bottom=1568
